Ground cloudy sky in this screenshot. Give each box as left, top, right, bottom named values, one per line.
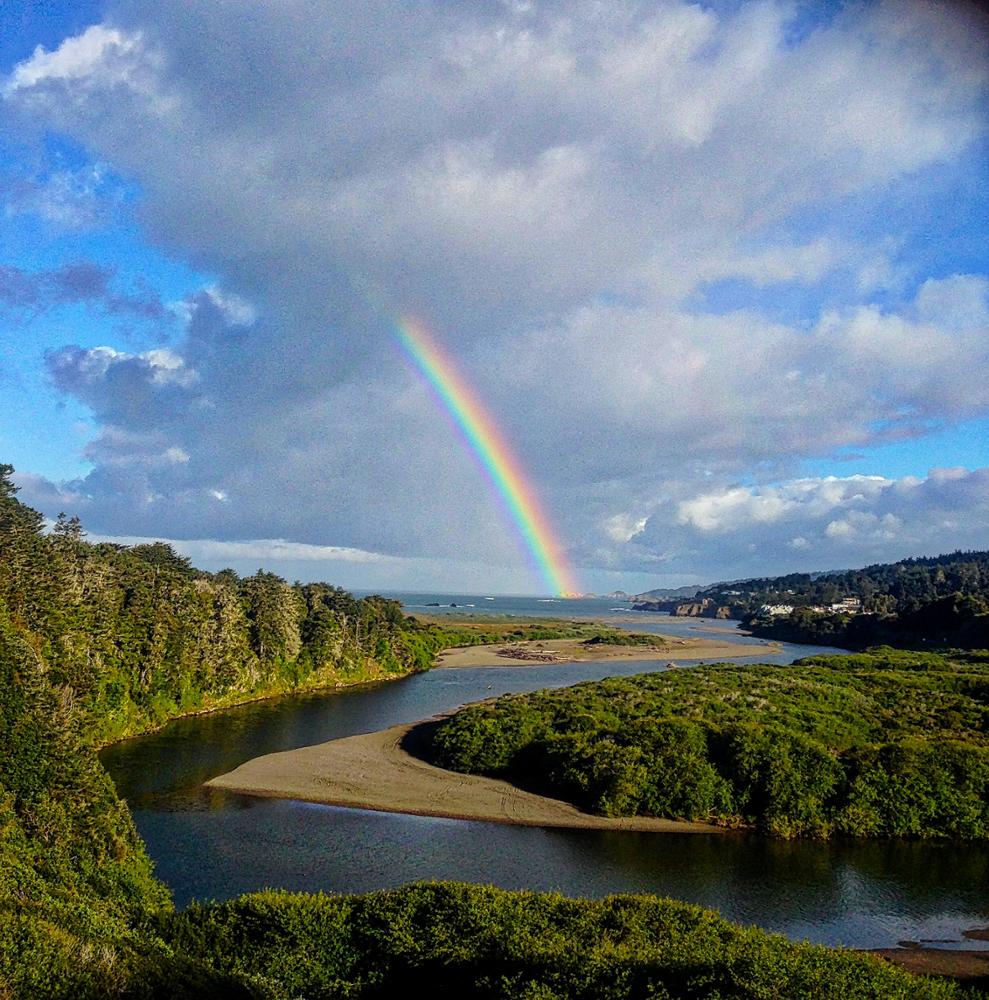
left=1, top=0, right=988, bottom=595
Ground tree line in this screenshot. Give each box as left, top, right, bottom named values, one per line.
left=0, top=464, right=450, bottom=742
left=702, top=550, right=989, bottom=614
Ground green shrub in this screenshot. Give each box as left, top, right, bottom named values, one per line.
left=426, top=652, right=989, bottom=839
left=157, top=884, right=969, bottom=1000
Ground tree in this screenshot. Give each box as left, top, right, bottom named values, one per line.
left=239, top=571, right=302, bottom=664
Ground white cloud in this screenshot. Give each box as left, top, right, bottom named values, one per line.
left=4, top=24, right=174, bottom=117
left=81, top=531, right=589, bottom=594
left=603, top=512, right=648, bottom=543
left=676, top=476, right=893, bottom=534
left=3, top=164, right=115, bottom=230
left=617, top=468, right=989, bottom=580
left=825, top=518, right=854, bottom=539
left=5, top=26, right=137, bottom=92
left=7, top=2, right=985, bottom=321
left=172, top=286, right=257, bottom=328
left=47, top=345, right=199, bottom=404
left=87, top=534, right=398, bottom=565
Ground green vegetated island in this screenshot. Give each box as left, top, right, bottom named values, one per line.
left=425, top=648, right=989, bottom=839
left=1, top=464, right=987, bottom=998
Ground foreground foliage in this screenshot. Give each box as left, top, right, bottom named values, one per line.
left=427, top=648, right=989, bottom=838
left=155, top=883, right=972, bottom=1000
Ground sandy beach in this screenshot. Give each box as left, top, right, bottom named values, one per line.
left=434, top=634, right=779, bottom=668
left=869, top=944, right=989, bottom=986
left=206, top=721, right=724, bottom=834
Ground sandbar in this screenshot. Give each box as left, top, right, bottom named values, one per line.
left=869, top=945, right=989, bottom=985
left=434, top=635, right=779, bottom=669
left=206, top=721, right=724, bottom=834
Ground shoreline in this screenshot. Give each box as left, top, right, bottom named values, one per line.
left=99, top=618, right=766, bottom=748
left=868, top=944, right=989, bottom=985
left=205, top=630, right=778, bottom=831
left=96, top=665, right=415, bottom=749
left=434, top=634, right=780, bottom=669
left=206, top=720, right=727, bottom=835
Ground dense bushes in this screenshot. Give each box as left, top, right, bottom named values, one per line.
left=15, top=881, right=974, bottom=998
left=0, top=605, right=178, bottom=999
left=158, top=883, right=968, bottom=1000
left=839, top=740, right=989, bottom=838
left=427, top=650, right=989, bottom=838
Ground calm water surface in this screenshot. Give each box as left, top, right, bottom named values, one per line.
left=101, top=599, right=989, bottom=950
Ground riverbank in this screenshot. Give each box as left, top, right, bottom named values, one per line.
left=206, top=721, right=726, bottom=834
left=433, top=633, right=778, bottom=668
left=102, top=618, right=773, bottom=746
left=871, top=942, right=989, bottom=988
left=96, top=656, right=418, bottom=748
left=204, top=630, right=780, bottom=827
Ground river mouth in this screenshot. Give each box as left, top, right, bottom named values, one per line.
left=101, top=606, right=989, bottom=952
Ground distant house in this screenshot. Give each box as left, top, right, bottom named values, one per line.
left=830, top=597, right=862, bottom=614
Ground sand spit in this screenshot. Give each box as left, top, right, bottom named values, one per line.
left=206, top=722, right=724, bottom=834
left=206, top=628, right=776, bottom=829
left=434, top=635, right=779, bottom=669
left=870, top=945, right=989, bottom=986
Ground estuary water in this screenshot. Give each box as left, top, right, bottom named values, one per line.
left=100, top=598, right=989, bottom=950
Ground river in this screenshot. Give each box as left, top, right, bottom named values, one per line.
left=100, top=598, right=989, bottom=951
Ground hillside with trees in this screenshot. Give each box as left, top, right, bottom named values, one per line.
left=0, top=465, right=462, bottom=743
left=703, top=551, right=989, bottom=613
left=633, top=551, right=989, bottom=649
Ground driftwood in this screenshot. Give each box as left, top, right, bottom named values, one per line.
left=494, top=644, right=564, bottom=662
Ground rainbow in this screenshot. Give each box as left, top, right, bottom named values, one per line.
left=396, top=316, right=578, bottom=597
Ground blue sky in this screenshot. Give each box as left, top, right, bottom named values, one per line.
left=1, top=0, right=988, bottom=594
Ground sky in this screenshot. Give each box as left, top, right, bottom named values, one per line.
left=1, top=0, right=988, bottom=596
